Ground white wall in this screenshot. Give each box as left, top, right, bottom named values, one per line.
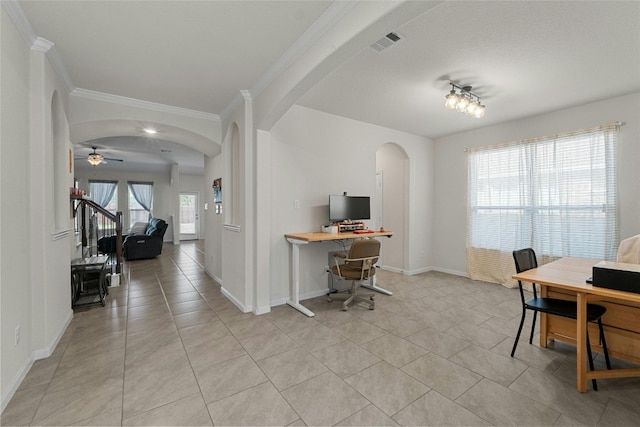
left=433, top=93, right=640, bottom=276
left=1, top=8, right=33, bottom=409
left=1, top=8, right=75, bottom=410
left=217, top=107, right=251, bottom=312
left=268, top=105, right=433, bottom=304
left=204, top=153, right=223, bottom=282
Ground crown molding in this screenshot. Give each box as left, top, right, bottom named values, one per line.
left=2, top=0, right=37, bottom=47
left=31, top=37, right=53, bottom=52
left=71, top=88, right=220, bottom=122
left=5, top=0, right=353, bottom=125
left=220, top=92, right=245, bottom=121
left=2, top=1, right=75, bottom=92
left=219, top=1, right=357, bottom=121
left=39, top=40, right=75, bottom=93
left=247, top=1, right=358, bottom=99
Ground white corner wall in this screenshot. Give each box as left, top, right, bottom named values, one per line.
left=432, top=93, right=640, bottom=276
left=1, top=8, right=33, bottom=409
left=268, top=105, right=433, bottom=304
left=1, top=8, right=75, bottom=410
left=204, top=153, right=223, bottom=282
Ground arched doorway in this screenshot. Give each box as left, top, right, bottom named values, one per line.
left=376, top=143, right=409, bottom=272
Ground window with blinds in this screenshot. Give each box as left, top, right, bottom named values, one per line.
left=466, top=123, right=619, bottom=286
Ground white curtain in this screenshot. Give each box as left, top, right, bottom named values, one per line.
left=89, top=181, right=117, bottom=208
left=128, top=182, right=153, bottom=218
left=466, top=123, right=619, bottom=287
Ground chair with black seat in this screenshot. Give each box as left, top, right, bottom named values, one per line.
left=512, top=248, right=611, bottom=390
left=327, top=239, right=380, bottom=311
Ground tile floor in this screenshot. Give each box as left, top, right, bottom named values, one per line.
left=3, top=241, right=640, bottom=426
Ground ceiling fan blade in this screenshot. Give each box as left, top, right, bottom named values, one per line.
left=103, top=157, right=124, bottom=162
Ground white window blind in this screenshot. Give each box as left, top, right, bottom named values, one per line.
left=466, top=123, right=619, bottom=287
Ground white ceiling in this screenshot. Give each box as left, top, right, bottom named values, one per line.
left=15, top=1, right=640, bottom=174
left=299, top=0, right=640, bottom=138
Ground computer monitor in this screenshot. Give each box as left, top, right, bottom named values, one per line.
left=329, top=195, right=371, bottom=222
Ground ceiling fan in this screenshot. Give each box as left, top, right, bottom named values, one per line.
left=80, top=147, right=124, bottom=166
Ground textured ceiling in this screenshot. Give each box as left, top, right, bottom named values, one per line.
left=20, top=0, right=332, bottom=113
left=299, top=0, right=640, bottom=138
left=16, top=1, right=640, bottom=174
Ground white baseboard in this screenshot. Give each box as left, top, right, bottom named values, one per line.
left=1, top=308, right=73, bottom=413
left=379, top=265, right=404, bottom=274
left=34, top=309, right=73, bottom=360
left=381, top=265, right=468, bottom=277
left=204, top=268, right=222, bottom=285
left=253, top=304, right=271, bottom=315
left=270, top=287, right=330, bottom=308
left=429, top=266, right=468, bottom=277
left=1, top=353, right=34, bottom=413
left=220, top=286, right=252, bottom=313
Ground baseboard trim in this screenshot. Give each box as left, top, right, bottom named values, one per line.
left=34, top=308, right=73, bottom=360
left=220, top=286, right=252, bottom=313
left=253, top=304, right=271, bottom=315
left=1, top=308, right=73, bottom=413
left=270, top=287, right=330, bottom=308
left=204, top=268, right=222, bottom=286
left=1, top=353, right=34, bottom=413
left=429, top=266, right=468, bottom=277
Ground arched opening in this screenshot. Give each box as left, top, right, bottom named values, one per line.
left=376, top=142, right=409, bottom=272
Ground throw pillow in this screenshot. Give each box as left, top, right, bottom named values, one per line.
left=128, top=222, right=148, bottom=235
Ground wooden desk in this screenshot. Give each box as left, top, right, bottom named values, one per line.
left=513, top=257, right=640, bottom=392
left=285, top=230, right=393, bottom=317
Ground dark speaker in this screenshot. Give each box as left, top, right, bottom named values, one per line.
left=592, top=262, right=640, bottom=294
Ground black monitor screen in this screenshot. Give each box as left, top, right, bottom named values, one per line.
left=329, top=195, right=370, bottom=222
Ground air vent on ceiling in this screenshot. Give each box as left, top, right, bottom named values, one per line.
left=370, top=31, right=405, bottom=53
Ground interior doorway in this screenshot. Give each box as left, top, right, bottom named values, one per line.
left=179, top=192, right=199, bottom=240
left=375, top=143, right=408, bottom=272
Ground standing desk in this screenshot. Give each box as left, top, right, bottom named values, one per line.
left=513, top=257, right=640, bottom=392
left=285, top=230, right=393, bottom=317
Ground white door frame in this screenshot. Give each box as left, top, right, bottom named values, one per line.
left=179, top=191, right=199, bottom=241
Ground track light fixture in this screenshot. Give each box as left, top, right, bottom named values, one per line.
left=444, top=83, right=485, bottom=118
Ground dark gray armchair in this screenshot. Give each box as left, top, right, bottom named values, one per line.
left=123, top=217, right=168, bottom=260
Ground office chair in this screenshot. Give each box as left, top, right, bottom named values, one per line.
left=512, top=248, right=611, bottom=390
left=327, top=239, right=380, bottom=311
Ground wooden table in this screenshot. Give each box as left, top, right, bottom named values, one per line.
left=285, top=230, right=393, bottom=317
left=513, top=257, right=640, bottom=392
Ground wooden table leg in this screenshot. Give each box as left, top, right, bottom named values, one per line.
left=576, top=291, right=587, bottom=392
left=540, top=285, right=548, bottom=347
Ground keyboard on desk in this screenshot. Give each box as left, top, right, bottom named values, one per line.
left=353, top=230, right=374, bottom=234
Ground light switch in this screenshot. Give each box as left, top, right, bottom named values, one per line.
left=294, top=199, right=300, bottom=209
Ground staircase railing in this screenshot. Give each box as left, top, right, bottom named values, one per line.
left=71, top=195, right=123, bottom=274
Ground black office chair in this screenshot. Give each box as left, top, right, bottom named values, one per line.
left=512, top=248, right=611, bottom=390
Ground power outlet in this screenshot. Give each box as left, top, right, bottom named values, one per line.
left=15, top=325, right=20, bottom=345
